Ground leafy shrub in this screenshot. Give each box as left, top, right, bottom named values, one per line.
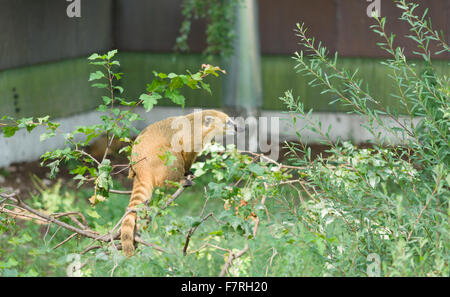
left=280, top=0, right=449, bottom=276
left=1, top=0, right=447, bottom=277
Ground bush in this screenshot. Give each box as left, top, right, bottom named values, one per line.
left=280, top=0, right=448, bottom=276
left=1, top=0, right=447, bottom=277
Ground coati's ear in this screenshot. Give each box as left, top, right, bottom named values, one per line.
left=204, top=115, right=215, bottom=127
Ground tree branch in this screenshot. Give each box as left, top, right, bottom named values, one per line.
left=0, top=191, right=167, bottom=254
left=219, top=243, right=249, bottom=277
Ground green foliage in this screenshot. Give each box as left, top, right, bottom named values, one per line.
left=280, top=0, right=449, bottom=276
left=0, top=115, right=59, bottom=139
left=2, top=1, right=448, bottom=277
left=176, top=0, right=241, bottom=57
left=190, top=143, right=289, bottom=237
left=0, top=155, right=300, bottom=277
left=2, top=50, right=224, bottom=201
left=0, top=180, right=130, bottom=277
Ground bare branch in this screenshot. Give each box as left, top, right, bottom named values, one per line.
left=157, top=175, right=196, bottom=216
left=109, top=189, right=132, bottom=195
left=52, top=233, right=77, bottom=250
left=238, top=150, right=306, bottom=170
left=183, top=213, right=213, bottom=255
left=0, top=192, right=167, bottom=254
left=219, top=243, right=249, bottom=277
left=265, top=247, right=278, bottom=276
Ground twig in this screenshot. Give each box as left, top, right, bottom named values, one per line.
left=52, top=233, right=77, bottom=250
left=183, top=191, right=211, bottom=255
left=109, top=189, right=132, bottom=195
left=134, top=236, right=166, bottom=253
left=81, top=245, right=103, bottom=255
left=0, top=206, right=48, bottom=224
left=74, top=149, right=100, bottom=166
left=0, top=192, right=167, bottom=253
left=265, top=247, right=278, bottom=276
left=252, top=183, right=269, bottom=238
left=239, top=150, right=305, bottom=170
left=159, top=187, right=187, bottom=212
left=156, top=175, right=196, bottom=216
left=53, top=211, right=89, bottom=228
left=183, top=213, right=213, bottom=256
left=219, top=243, right=250, bottom=277
left=0, top=191, right=20, bottom=199
left=407, top=180, right=439, bottom=241
left=47, top=226, right=62, bottom=245
left=111, top=165, right=131, bottom=176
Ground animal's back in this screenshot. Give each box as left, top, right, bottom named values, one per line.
left=130, top=116, right=186, bottom=185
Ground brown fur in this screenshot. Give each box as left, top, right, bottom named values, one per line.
left=120, top=110, right=234, bottom=256
left=88, top=135, right=126, bottom=161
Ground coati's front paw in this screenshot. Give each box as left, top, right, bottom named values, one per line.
left=182, top=174, right=196, bottom=187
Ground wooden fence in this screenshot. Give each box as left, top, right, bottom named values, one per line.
left=0, top=0, right=448, bottom=118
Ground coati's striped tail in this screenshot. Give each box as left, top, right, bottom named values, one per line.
left=120, top=179, right=153, bottom=257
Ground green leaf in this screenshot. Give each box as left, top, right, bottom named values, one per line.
left=86, top=209, right=101, bottom=219
left=96, top=159, right=113, bottom=193
left=169, top=76, right=184, bottom=90
left=140, top=93, right=162, bottom=111
left=102, top=96, right=112, bottom=105
left=2, top=269, right=18, bottom=277
left=89, top=71, right=105, bottom=81
left=156, top=72, right=168, bottom=79
left=89, top=61, right=108, bottom=66
left=158, top=151, right=177, bottom=166
left=91, top=83, right=108, bottom=89
left=2, top=126, right=19, bottom=137
left=191, top=72, right=202, bottom=81
left=88, top=53, right=102, bottom=60
left=146, top=79, right=167, bottom=93
left=165, top=90, right=185, bottom=107
left=248, top=163, right=265, bottom=176
left=22, top=269, right=39, bottom=277
left=40, top=132, right=55, bottom=142
left=107, top=49, right=118, bottom=60
left=113, top=71, right=123, bottom=79
left=3, top=257, right=18, bottom=268
left=114, top=86, right=124, bottom=94
left=208, top=230, right=223, bottom=236
left=200, top=81, right=211, bottom=94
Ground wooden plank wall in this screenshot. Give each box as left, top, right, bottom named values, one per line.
left=0, top=0, right=113, bottom=70
left=0, top=0, right=448, bottom=119
left=115, top=0, right=449, bottom=59
left=1, top=0, right=447, bottom=70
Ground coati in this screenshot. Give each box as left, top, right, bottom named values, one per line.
left=120, top=109, right=238, bottom=257
left=88, top=135, right=127, bottom=162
